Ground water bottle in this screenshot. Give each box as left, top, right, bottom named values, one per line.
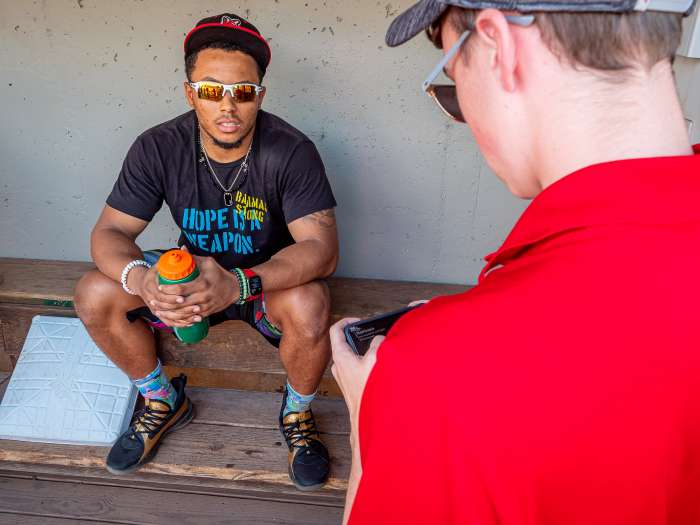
left=156, top=249, right=209, bottom=344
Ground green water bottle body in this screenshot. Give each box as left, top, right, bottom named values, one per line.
left=158, top=266, right=209, bottom=344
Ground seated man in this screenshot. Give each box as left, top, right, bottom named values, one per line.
left=331, top=0, right=700, bottom=522
left=74, top=13, right=338, bottom=491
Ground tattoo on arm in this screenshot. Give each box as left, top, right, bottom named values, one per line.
left=303, top=209, right=336, bottom=230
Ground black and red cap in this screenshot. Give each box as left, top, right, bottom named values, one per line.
left=184, top=14, right=271, bottom=77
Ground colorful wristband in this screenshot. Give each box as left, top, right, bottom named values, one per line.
left=242, top=269, right=263, bottom=301
left=231, top=268, right=263, bottom=304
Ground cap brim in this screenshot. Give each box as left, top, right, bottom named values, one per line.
left=386, top=0, right=448, bottom=47
left=385, top=0, right=695, bottom=44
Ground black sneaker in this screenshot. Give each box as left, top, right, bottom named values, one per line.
left=279, top=388, right=330, bottom=491
left=106, top=374, right=194, bottom=475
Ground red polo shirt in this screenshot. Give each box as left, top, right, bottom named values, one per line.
left=349, top=147, right=700, bottom=525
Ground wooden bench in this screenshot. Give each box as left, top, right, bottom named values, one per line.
left=0, top=258, right=469, bottom=396
left=0, top=257, right=470, bottom=523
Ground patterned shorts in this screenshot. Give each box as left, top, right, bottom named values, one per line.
left=125, top=249, right=282, bottom=348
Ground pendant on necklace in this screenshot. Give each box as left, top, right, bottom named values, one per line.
left=224, top=192, right=234, bottom=207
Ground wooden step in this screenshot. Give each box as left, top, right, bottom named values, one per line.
left=0, top=474, right=343, bottom=524
left=0, top=258, right=470, bottom=393
left=0, top=373, right=349, bottom=520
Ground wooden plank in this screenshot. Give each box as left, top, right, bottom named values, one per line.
left=0, top=304, right=339, bottom=394
left=187, top=385, right=350, bottom=434
left=0, top=379, right=350, bottom=500
left=0, top=303, right=286, bottom=378
left=157, top=321, right=342, bottom=394
left=0, top=373, right=8, bottom=392
left=328, top=277, right=468, bottom=319
left=159, top=278, right=469, bottom=391
left=0, top=258, right=470, bottom=313
left=0, top=429, right=349, bottom=496
left=0, top=302, right=325, bottom=380
left=0, top=257, right=471, bottom=390
left=0, top=258, right=93, bottom=306
left=0, top=387, right=350, bottom=499
left=0, top=513, right=106, bottom=525
left=0, top=377, right=349, bottom=435
left=0, top=332, right=10, bottom=373
left=0, top=465, right=343, bottom=507
left=0, top=475, right=343, bottom=524
left=158, top=323, right=300, bottom=374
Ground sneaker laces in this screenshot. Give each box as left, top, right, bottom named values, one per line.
left=282, top=411, right=320, bottom=449
left=128, top=402, right=171, bottom=439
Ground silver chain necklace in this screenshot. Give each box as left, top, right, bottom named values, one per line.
left=199, top=132, right=252, bottom=207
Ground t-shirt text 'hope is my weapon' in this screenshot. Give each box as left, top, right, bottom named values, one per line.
left=181, top=190, right=268, bottom=254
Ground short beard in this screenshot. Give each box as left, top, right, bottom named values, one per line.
left=212, top=135, right=243, bottom=150
left=205, top=124, right=254, bottom=150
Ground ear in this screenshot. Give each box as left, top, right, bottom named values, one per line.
left=258, top=87, right=266, bottom=108
left=184, top=81, right=196, bottom=109
left=474, top=9, right=518, bottom=92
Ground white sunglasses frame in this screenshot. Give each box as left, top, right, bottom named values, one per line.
left=187, top=81, right=266, bottom=101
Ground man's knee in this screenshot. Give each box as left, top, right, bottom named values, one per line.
left=74, top=270, right=124, bottom=325
left=276, top=280, right=331, bottom=340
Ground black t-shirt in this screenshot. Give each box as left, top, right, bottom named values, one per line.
left=107, top=110, right=336, bottom=270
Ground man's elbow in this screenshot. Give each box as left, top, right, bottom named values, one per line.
left=323, top=251, right=339, bottom=278
left=89, top=223, right=124, bottom=262
left=89, top=226, right=101, bottom=262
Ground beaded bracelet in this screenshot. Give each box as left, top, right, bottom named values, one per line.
left=231, top=268, right=250, bottom=304
left=120, top=259, right=151, bottom=295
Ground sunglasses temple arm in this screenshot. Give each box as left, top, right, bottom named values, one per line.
left=422, top=29, right=471, bottom=92
left=505, top=14, right=536, bottom=26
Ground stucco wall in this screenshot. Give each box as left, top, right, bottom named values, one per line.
left=1, top=1, right=698, bottom=285
left=676, top=57, right=700, bottom=142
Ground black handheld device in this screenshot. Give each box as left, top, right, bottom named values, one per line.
left=343, top=304, right=422, bottom=356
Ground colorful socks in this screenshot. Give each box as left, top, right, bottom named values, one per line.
left=133, top=359, right=177, bottom=409
left=284, top=381, right=316, bottom=416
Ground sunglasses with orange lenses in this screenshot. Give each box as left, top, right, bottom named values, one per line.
left=188, top=81, right=265, bottom=102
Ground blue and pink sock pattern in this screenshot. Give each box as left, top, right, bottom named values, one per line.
left=133, top=359, right=177, bottom=409
left=284, top=381, right=316, bottom=416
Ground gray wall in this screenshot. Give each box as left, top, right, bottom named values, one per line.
left=676, top=56, right=700, bottom=141
left=1, top=1, right=698, bottom=285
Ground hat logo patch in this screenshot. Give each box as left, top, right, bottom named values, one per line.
left=221, top=16, right=242, bottom=26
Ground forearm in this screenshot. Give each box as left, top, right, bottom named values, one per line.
left=251, top=239, right=338, bottom=292
left=343, top=430, right=363, bottom=525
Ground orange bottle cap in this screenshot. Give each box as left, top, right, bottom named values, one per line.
left=156, top=249, right=196, bottom=281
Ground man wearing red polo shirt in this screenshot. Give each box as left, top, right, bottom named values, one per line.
left=330, top=0, right=700, bottom=523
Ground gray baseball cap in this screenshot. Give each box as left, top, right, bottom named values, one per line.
left=386, top=0, right=696, bottom=46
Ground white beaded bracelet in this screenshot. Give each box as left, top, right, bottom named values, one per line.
left=120, top=259, right=151, bottom=295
